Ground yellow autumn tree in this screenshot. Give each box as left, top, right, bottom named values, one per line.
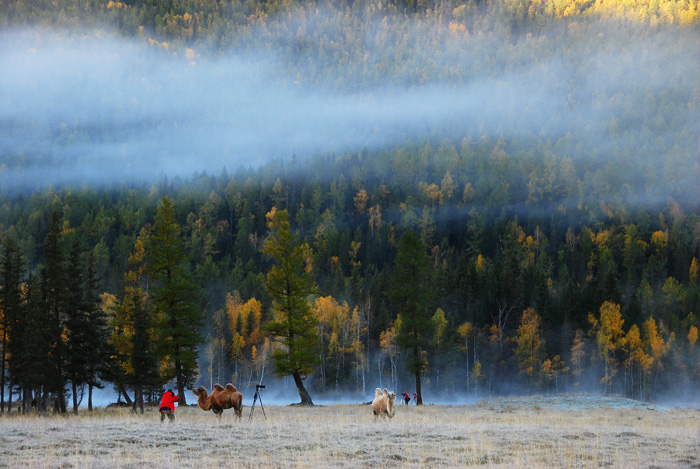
left=643, top=317, right=669, bottom=399
left=570, top=329, right=586, bottom=390
left=541, top=355, right=568, bottom=392
left=689, top=325, right=698, bottom=349
left=588, top=301, right=625, bottom=393
left=690, top=258, right=699, bottom=283
left=472, top=360, right=484, bottom=398
left=225, top=291, right=244, bottom=336
left=226, top=292, right=264, bottom=384
left=623, top=324, right=653, bottom=399
left=241, top=298, right=263, bottom=346
left=688, top=325, right=699, bottom=381
left=457, top=321, right=476, bottom=393
left=353, top=189, right=368, bottom=214
left=380, top=315, right=402, bottom=391
left=349, top=306, right=367, bottom=392
left=425, top=183, right=442, bottom=206
left=431, top=308, right=448, bottom=388
left=314, top=296, right=351, bottom=390
left=475, top=253, right=487, bottom=273
left=514, top=307, right=544, bottom=388
left=225, top=291, right=245, bottom=379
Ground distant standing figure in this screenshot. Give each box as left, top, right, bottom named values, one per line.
left=412, top=393, right=417, bottom=404
left=159, top=389, right=179, bottom=422
left=403, top=392, right=410, bottom=406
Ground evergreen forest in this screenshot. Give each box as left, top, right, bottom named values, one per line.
left=1, top=0, right=699, bottom=411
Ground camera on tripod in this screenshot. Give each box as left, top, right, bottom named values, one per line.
left=250, top=382, right=267, bottom=421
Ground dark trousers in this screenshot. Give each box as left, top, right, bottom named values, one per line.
left=160, top=407, right=175, bottom=422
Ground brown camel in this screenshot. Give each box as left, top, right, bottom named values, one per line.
left=371, top=387, right=396, bottom=420
left=193, top=383, right=243, bottom=422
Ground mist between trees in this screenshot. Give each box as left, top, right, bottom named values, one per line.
left=1, top=143, right=699, bottom=411
left=1, top=0, right=700, bottom=410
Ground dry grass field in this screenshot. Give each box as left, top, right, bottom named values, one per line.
left=1, top=395, right=698, bottom=468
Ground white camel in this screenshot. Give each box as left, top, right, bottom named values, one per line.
left=371, top=387, right=396, bottom=420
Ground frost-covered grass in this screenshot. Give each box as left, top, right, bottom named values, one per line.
left=1, top=396, right=698, bottom=468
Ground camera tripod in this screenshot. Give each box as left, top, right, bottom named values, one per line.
left=249, top=384, right=266, bottom=421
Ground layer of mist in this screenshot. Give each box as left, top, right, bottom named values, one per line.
left=75, top=371, right=700, bottom=409
left=1, top=15, right=699, bottom=195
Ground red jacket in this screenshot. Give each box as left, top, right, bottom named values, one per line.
left=159, top=391, right=179, bottom=412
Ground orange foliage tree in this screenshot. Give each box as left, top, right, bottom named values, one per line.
left=588, top=301, right=625, bottom=394
left=225, top=291, right=264, bottom=385
left=643, top=317, right=669, bottom=399
left=514, top=307, right=544, bottom=389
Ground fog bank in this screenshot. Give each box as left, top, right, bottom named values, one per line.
left=1, top=18, right=698, bottom=193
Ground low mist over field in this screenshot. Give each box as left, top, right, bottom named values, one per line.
left=1, top=397, right=698, bottom=468
left=1, top=10, right=699, bottom=195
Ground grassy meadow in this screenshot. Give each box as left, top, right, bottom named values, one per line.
left=0, top=396, right=698, bottom=468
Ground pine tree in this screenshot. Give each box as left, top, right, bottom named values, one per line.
left=83, top=251, right=110, bottom=411
left=110, top=235, right=160, bottom=413
left=40, top=212, right=68, bottom=413
left=64, top=240, right=93, bottom=413
left=262, top=208, right=318, bottom=405
left=24, top=272, right=53, bottom=411
left=1, top=235, right=25, bottom=412
left=391, top=230, right=434, bottom=405
left=149, top=197, right=202, bottom=404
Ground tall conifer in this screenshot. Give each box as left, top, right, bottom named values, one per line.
left=41, top=212, right=68, bottom=412
left=149, top=197, right=202, bottom=404
left=65, top=240, right=91, bottom=413
left=83, top=251, right=109, bottom=411
left=262, top=208, right=318, bottom=405
left=1, top=235, right=24, bottom=412
left=391, top=230, right=434, bottom=405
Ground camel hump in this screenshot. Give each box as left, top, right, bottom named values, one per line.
left=214, top=383, right=225, bottom=391
left=225, top=383, right=237, bottom=393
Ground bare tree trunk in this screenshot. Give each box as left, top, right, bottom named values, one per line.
left=41, top=386, right=48, bottom=412
left=175, top=355, right=187, bottom=406
left=414, top=346, right=423, bottom=405
left=292, top=372, right=313, bottom=405
left=88, top=384, right=93, bottom=412
left=72, top=381, right=79, bottom=414
left=435, top=349, right=440, bottom=390
left=364, top=296, right=371, bottom=396
left=118, top=384, right=134, bottom=405
left=1, top=327, right=6, bottom=412
left=465, top=344, right=470, bottom=394
left=132, top=384, right=144, bottom=414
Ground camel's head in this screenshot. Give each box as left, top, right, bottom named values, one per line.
left=387, top=391, right=396, bottom=416
left=192, top=386, right=208, bottom=399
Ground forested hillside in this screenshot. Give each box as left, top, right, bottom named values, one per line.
left=1, top=0, right=699, bottom=410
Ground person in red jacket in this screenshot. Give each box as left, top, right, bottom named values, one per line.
left=159, top=389, right=179, bottom=422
